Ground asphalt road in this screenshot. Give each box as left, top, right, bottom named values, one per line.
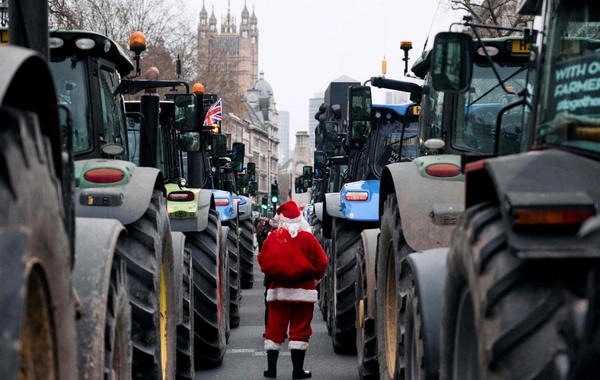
left=196, top=252, right=360, bottom=380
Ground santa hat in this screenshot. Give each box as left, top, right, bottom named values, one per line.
left=275, top=201, right=302, bottom=223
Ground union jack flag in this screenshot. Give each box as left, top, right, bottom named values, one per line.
left=203, top=98, right=222, bottom=126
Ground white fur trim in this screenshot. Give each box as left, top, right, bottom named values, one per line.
left=266, top=288, right=318, bottom=303
left=264, top=339, right=281, bottom=351
left=276, top=214, right=303, bottom=223
left=288, top=340, right=309, bottom=350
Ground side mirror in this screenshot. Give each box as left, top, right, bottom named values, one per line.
left=295, top=176, right=306, bottom=194
left=348, top=85, right=372, bottom=141
left=303, top=165, right=313, bottom=178
left=431, top=32, right=474, bottom=93
left=212, top=134, right=228, bottom=157
left=174, top=94, right=198, bottom=131
left=314, top=150, right=326, bottom=179
left=323, top=121, right=339, bottom=153
left=248, top=181, right=258, bottom=196
left=232, top=142, right=245, bottom=173
left=176, top=132, right=201, bottom=152
left=247, top=162, right=256, bottom=182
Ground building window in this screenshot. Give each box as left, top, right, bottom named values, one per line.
left=243, top=18, right=248, bottom=24
left=251, top=36, right=256, bottom=44
left=201, top=19, right=206, bottom=25
left=242, top=30, right=248, bottom=38
left=251, top=24, right=256, bottom=31
left=210, top=24, right=215, bottom=31
left=201, top=31, right=206, bottom=38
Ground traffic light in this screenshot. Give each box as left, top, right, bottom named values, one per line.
left=261, top=195, right=268, bottom=210
left=270, top=183, right=279, bottom=205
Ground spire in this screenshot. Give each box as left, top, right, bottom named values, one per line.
left=209, top=5, right=216, bottom=24
left=221, top=0, right=236, bottom=33
left=241, top=0, right=249, bottom=18
left=250, top=4, right=257, bottom=23
left=200, top=0, right=207, bottom=19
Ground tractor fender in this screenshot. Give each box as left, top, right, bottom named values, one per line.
left=468, top=149, right=600, bottom=257
left=340, top=180, right=380, bottom=222
left=325, top=192, right=345, bottom=219
left=379, top=159, right=464, bottom=252
left=0, top=47, right=63, bottom=183
left=361, top=228, right=380, bottom=319
left=75, top=166, right=165, bottom=226
left=322, top=194, right=344, bottom=239
left=406, top=248, right=448, bottom=376
left=170, top=189, right=215, bottom=233
left=72, top=217, right=127, bottom=379
left=171, top=231, right=186, bottom=325
left=236, top=196, right=253, bottom=221
left=314, top=202, right=323, bottom=222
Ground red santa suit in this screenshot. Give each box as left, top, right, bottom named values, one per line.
left=258, top=201, right=328, bottom=352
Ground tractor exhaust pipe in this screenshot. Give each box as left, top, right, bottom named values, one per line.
left=9, top=0, right=49, bottom=58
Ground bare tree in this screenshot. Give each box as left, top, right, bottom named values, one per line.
left=449, top=0, right=532, bottom=37
left=197, top=43, right=243, bottom=115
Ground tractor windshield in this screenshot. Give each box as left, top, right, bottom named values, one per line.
left=535, top=1, right=600, bottom=154
left=454, top=61, right=528, bottom=154
left=50, top=57, right=90, bottom=153
left=371, top=108, right=419, bottom=178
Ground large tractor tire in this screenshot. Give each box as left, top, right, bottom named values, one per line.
left=311, top=209, right=324, bottom=248
left=120, top=190, right=177, bottom=380
left=0, top=107, right=77, bottom=380
left=176, top=246, right=194, bottom=380
left=376, top=193, right=415, bottom=380
left=73, top=220, right=132, bottom=380
left=188, top=209, right=228, bottom=368
left=239, top=217, right=255, bottom=289
left=440, top=204, right=573, bottom=379
left=330, top=217, right=368, bottom=354
left=225, top=221, right=241, bottom=328
left=356, top=244, right=379, bottom=379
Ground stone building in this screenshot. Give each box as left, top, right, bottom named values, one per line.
left=197, top=0, right=259, bottom=98
left=288, top=131, right=313, bottom=207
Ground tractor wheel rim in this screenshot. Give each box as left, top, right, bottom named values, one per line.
left=21, top=267, right=57, bottom=379
left=454, top=288, right=478, bottom=380
left=160, top=261, right=168, bottom=380
left=384, top=241, right=397, bottom=378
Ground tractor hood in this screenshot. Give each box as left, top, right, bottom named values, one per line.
left=212, top=189, right=235, bottom=222
left=165, top=183, right=201, bottom=220
left=75, top=159, right=136, bottom=189
left=340, top=180, right=380, bottom=222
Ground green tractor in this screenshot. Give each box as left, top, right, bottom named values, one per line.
left=48, top=29, right=181, bottom=379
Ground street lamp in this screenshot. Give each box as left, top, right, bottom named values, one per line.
left=0, top=0, right=8, bottom=27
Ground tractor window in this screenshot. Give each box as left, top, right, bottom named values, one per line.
left=98, top=68, right=128, bottom=159
left=419, top=74, right=445, bottom=154
left=535, top=2, right=600, bottom=154
left=372, top=114, right=419, bottom=178
left=453, top=62, right=528, bottom=154
left=50, top=57, right=90, bottom=153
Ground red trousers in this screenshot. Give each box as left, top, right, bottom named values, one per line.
left=265, top=301, right=314, bottom=345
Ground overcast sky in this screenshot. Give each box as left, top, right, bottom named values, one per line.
left=182, top=0, right=464, bottom=152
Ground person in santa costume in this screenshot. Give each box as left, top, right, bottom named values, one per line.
left=258, top=201, right=328, bottom=379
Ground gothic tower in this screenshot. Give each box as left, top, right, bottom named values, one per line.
left=197, top=1, right=259, bottom=99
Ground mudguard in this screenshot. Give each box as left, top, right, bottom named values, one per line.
left=75, top=166, right=164, bottom=226
left=235, top=196, right=253, bottom=221
left=0, top=46, right=64, bottom=181
left=360, top=228, right=380, bottom=319
left=379, top=156, right=464, bottom=252
left=314, top=202, right=323, bottom=222
left=340, top=180, right=380, bottom=222
left=171, top=231, right=186, bottom=325
left=325, top=193, right=344, bottom=219
left=468, top=149, right=600, bottom=257
left=170, top=188, right=214, bottom=233
left=213, top=189, right=236, bottom=222
left=406, top=248, right=448, bottom=376
left=72, top=217, right=127, bottom=380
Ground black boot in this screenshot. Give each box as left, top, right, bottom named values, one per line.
left=291, top=349, right=311, bottom=379
left=263, top=350, right=278, bottom=378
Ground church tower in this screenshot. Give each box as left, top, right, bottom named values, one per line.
left=239, top=1, right=258, bottom=97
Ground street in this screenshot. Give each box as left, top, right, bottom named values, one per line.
left=196, top=253, right=360, bottom=380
